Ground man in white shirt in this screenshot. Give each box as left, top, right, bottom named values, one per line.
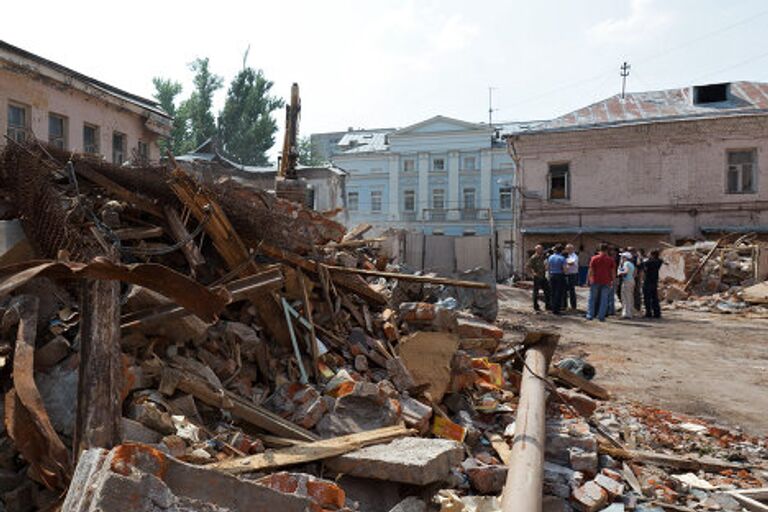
left=563, top=243, right=579, bottom=310
left=618, top=252, right=636, bottom=319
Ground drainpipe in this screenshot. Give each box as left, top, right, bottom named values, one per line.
left=508, top=137, right=524, bottom=275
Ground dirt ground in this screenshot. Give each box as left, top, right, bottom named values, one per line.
left=497, top=284, right=768, bottom=437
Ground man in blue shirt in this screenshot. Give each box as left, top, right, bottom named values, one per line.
left=547, top=244, right=567, bottom=315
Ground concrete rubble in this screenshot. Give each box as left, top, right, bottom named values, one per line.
left=0, top=140, right=764, bottom=511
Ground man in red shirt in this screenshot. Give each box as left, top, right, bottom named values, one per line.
left=586, top=243, right=616, bottom=321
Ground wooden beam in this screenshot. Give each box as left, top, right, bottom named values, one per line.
left=112, top=226, right=164, bottom=241
left=163, top=206, right=206, bottom=273
left=549, top=366, right=610, bottom=401
left=325, top=265, right=491, bottom=289
left=501, top=335, right=558, bottom=512
left=75, top=277, right=122, bottom=457
left=598, top=444, right=750, bottom=472
left=74, top=163, right=164, bottom=218
left=160, top=367, right=317, bottom=442
left=208, top=425, right=410, bottom=474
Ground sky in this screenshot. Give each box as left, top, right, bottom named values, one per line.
left=5, top=0, right=768, bottom=156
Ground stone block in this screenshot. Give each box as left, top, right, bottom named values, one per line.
left=456, top=318, right=503, bottom=340
left=466, top=464, right=507, bottom=494
left=594, top=473, right=625, bottom=499
left=544, top=461, right=584, bottom=499
left=327, top=437, right=464, bottom=486
left=572, top=480, right=609, bottom=512
left=62, top=444, right=312, bottom=512
left=121, top=417, right=163, bottom=445
left=400, top=395, right=433, bottom=434
left=559, top=388, right=598, bottom=417
left=389, top=496, right=427, bottom=512
left=569, top=447, right=598, bottom=475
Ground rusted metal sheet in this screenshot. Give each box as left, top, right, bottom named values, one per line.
left=5, top=295, right=72, bottom=490
left=0, top=258, right=230, bottom=323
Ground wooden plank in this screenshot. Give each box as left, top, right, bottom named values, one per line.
left=164, top=206, right=206, bottom=273
left=598, top=444, right=750, bottom=472
left=168, top=167, right=258, bottom=274
left=208, top=425, right=410, bottom=474
left=487, top=433, right=511, bottom=465
left=549, top=366, right=610, bottom=401
left=727, top=489, right=768, bottom=512
left=75, top=276, right=122, bottom=457
left=112, top=226, right=164, bottom=241
left=342, top=223, right=372, bottom=242
left=74, top=163, right=164, bottom=218
left=161, top=367, right=317, bottom=442
left=325, top=265, right=491, bottom=289
left=297, top=269, right=319, bottom=378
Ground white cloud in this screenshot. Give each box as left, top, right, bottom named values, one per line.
left=429, top=15, right=479, bottom=51
left=588, top=0, right=674, bottom=44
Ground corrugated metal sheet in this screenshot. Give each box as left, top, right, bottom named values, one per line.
left=503, top=81, right=768, bottom=135
left=455, top=236, right=491, bottom=271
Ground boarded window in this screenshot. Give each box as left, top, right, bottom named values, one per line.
left=549, top=163, right=570, bottom=200
left=726, top=150, right=757, bottom=194
left=347, top=191, right=359, bottom=211
left=371, top=190, right=382, bottom=212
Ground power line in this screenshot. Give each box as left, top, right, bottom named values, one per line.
left=692, top=48, right=768, bottom=82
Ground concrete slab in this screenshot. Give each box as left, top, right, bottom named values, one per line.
left=327, top=436, right=464, bottom=486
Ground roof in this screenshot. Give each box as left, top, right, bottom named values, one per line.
left=503, top=81, right=768, bottom=135
left=0, top=40, right=170, bottom=119
left=522, top=226, right=673, bottom=235
left=391, top=115, right=490, bottom=136
left=336, top=130, right=391, bottom=154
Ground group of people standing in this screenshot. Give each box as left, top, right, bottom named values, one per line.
left=526, top=243, right=664, bottom=321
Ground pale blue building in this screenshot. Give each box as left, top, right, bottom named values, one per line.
left=323, top=116, right=516, bottom=240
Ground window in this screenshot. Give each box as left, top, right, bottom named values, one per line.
left=726, top=150, right=757, bottom=194
left=432, top=188, right=445, bottom=210
left=371, top=191, right=382, bottom=212
left=7, top=103, right=28, bottom=143
left=463, top=156, right=476, bottom=171
left=112, top=132, right=126, bottom=165
left=403, top=159, right=415, bottom=172
left=548, top=163, right=570, bottom=200
left=463, top=188, right=476, bottom=210
left=48, top=114, right=67, bottom=149
left=347, top=191, right=359, bottom=211
left=83, top=124, right=99, bottom=153
left=403, top=190, right=415, bottom=211
left=499, top=187, right=512, bottom=210
left=433, top=158, right=445, bottom=171
left=137, top=140, right=149, bottom=161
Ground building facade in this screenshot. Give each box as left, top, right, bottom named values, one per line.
left=0, top=41, right=171, bottom=162
left=329, top=116, right=516, bottom=238
left=504, top=81, right=768, bottom=271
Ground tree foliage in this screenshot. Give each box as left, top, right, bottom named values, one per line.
left=183, top=58, right=223, bottom=149
left=152, top=78, right=192, bottom=155
left=298, top=136, right=323, bottom=166
left=218, top=67, right=283, bottom=166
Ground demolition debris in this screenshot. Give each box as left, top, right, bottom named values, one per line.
left=0, top=141, right=764, bottom=512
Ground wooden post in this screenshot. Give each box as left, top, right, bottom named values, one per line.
left=500, top=336, right=558, bottom=512
left=74, top=277, right=122, bottom=458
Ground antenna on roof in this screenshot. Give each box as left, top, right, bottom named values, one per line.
left=620, top=61, right=631, bottom=99
left=488, top=86, right=498, bottom=126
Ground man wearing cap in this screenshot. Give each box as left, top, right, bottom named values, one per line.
left=618, top=252, right=637, bottom=319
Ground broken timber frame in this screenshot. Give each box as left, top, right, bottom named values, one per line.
left=75, top=274, right=122, bottom=458
left=500, top=334, right=559, bottom=512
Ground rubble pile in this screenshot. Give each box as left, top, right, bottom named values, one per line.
left=0, top=141, right=764, bottom=511
left=660, top=239, right=768, bottom=316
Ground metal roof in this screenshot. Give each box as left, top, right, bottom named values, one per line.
left=503, top=81, right=768, bottom=136
left=336, top=130, right=391, bottom=154
left=0, top=40, right=170, bottom=119
left=700, top=225, right=768, bottom=234
left=522, top=226, right=673, bottom=235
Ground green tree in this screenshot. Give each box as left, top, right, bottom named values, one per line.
left=298, top=136, right=323, bottom=166
left=152, top=77, right=193, bottom=155
left=183, top=58, right=223, bottom=148
left=218, top=65, right=283, bottom=166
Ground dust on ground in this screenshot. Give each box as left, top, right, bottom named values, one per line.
left=497, top=284, right=768, bottom=437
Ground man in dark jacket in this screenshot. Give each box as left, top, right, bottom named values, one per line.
left=640, top=249, right=664, bottom=318
left=526, top=245, right=550, bottom=312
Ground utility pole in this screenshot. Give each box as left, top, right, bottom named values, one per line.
left=508, top=137, right=524, bottom=276
left=488, top=86, right=497, bottom=126
left=620, top=61, right=631, bottom=99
